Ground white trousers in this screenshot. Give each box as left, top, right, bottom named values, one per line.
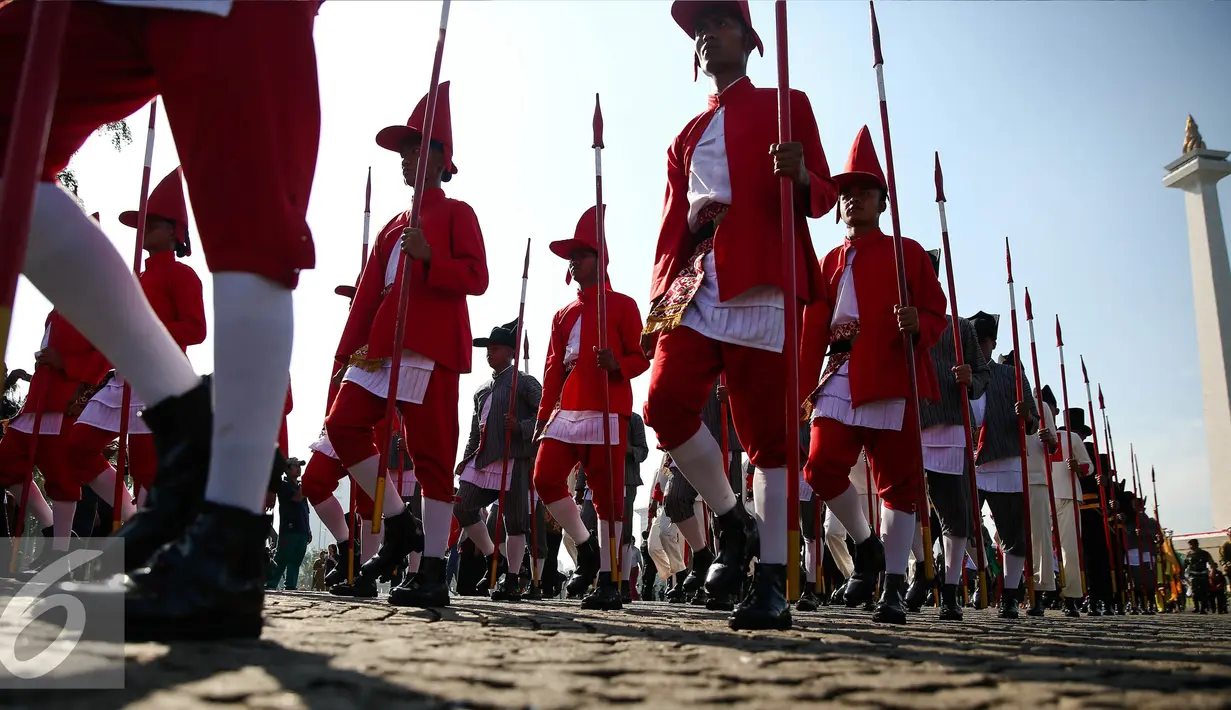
left=1056, top=498, right=1083, bottom=598
left=1029, top=484, right=1056, bottom=592
left=823, top=491, right=871, bottom=579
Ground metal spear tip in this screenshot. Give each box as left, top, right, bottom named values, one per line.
left=1005, top=237, right=1014, bottom=283
left=592, top=93, right=605, bottom=150
left=1024, top=287, right=1034, bottom=320
left=365, top=166, right=372, bottom=207
left=933, top=152, right=946, bottom=203
left=869, top=1, right=883, bottom=68
left=1055, top=315, right=1063, bottom=346
left=1098, top=385, right=1105, bottom=409
left=1080, top=354, right=1088, bottom=380
left=522, top=237, right=531, bottom=275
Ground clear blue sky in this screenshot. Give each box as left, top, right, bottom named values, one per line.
left=7, top=1, right=1230, bottom=542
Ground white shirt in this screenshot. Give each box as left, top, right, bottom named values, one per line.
left=542, top=318, right=618, bottom=445
left=1026, top=406, right=1057, bottom=487
left=1051, top=429, right=1093, bottom=500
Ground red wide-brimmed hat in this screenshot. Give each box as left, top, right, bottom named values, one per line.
left=375, top=81, right=458, bottom=179
left=119, top=166, right=192, bottom=255
left=671, top=0, right=764, bottom=80
left=550, top=205, right=610, bottom=285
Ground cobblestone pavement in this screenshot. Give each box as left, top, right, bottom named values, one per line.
left=4, top=590, right=1231, bottom=709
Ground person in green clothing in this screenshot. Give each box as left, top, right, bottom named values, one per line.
left=268, top=458, right=312, bottom=590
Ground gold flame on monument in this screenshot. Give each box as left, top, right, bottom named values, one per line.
left=1184, top=114, right=1206, bottom=154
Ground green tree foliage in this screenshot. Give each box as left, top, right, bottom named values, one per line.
left=56, top=121, right=134, bottom=198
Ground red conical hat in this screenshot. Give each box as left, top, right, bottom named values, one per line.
left=670, top=0, right=764, bottom=81
left=550, top=205, right=610, bottom=285
left=375, top=81, right=458, bottom=179
left=833, top=126, right=887, bottom=192
left=89, top=212, right=100, bottom=223
left=119, top=166, right=191, bottom=252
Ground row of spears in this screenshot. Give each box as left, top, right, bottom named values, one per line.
left=0, top=0, right=1171, bottom=614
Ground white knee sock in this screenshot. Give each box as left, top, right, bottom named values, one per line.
left=668, top=426, right=736, bottom=515
left=360, top=519, right=382, bottom=563
left=545, top=498, right=591, bottom=545
left=421, top=497, right=453, bottom=558
left=752, top=467, right=788, bottom=565
left=51, top=501, right=76, bottom=551
left=24, top=183, right=199, bottom=406
left=943, top=535, right=967, bottom=586
left=202, top=273, right=293, bottom=515
left=314, top=496, right=349, bottom=542
left=9, top=484, right=53, bottom=529
left=824, top=484, right=872, bottom=545
left=506, top=534, right=525, bottom=574
left=346, top=455, right=410, bottom=519
left=1004, top=553, right=1025, bottom=590
left=911, top=522, right=925, bottom=563
left=535, top=557, right=545, bottom=581
left=86, top=466, right=136, bottom=521
left=465, top=522, right=496, bottom=556
left=805, top=538, right=819, bottom=583
left=620, top=543, right=634, bottom=581
left=677, top=515, right=708, bottom=552
left=407, top=552, right=421, bottom=573
left=597, top=520, right=622, bottom=572
left=880, top=506, right=916, bottom=575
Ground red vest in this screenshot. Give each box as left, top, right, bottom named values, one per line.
left=140, top=251, right=206, bottom=352
left=799, top=231, right=948, bottom=408
left=650, top=77, right=838, bottom=307
left=336, top=188, right=488, bottom=374
left=538, top=286, right=649, bottom=420
left=21, top=312, right=110, bottom=415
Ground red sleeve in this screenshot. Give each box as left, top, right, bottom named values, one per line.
left=798, top=258, right=834, bottom=405
left=164, top=265, right=206, bottom=348
left=791, top=91, right=839, bottom=220
left=284, top=386, right=294, bottom=415
left=612, top=297, right=650, bottom=383
left=537, top=310, right=568, bottom=421
left=907, top=240, right=948, bottom=351
left=61, top=347, right=108, bottom=385
left=423, top=202, right=488, bottom=297
left=335, top=215, right=400, bottom=365
left=649, top=134, right=692, bottom=304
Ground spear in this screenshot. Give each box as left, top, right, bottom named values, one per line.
left=488, top=239, right=531, bottom=592
left=1150, top=464, right=1163, bottom=607
left=1081, top=358, right=1118, bottom=602
left=362, top=167, right=372, bottom=272
left=933, top=153, right=988, bottom=608
left=1100, top=392, right=1131, bottom=608
left=0, top=1, right=70, bottom=361
left=524, top=329, right=539, bottom=590
left=591, top=93, right=621, bottom=585
left=344, top=169, right=374, bottom=584
left=8, top=366, right=46, bottom=574
left=1024, top=288, right=1065, bottom=592
left=371, top=0, right=452, bottom=535
left=1004, top=239, right=1036, bottom=601
left=112, top=100, right=159, bottom=533
left=1055, top=317, right=1087, bottom=596
left=776, top=0, right=803, bottom=600
left=870, top=1, right=934, bottom=582
left=1131, top=447, right=1156, bottom=612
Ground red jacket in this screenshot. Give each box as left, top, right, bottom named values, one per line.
left=140, top=251, right=206, bottom=352
left=21, top=312, right=110, bottom=415
left=336, top=188, right=488, bottom=374
left=650, top=77, right=837, bottom=307
left=538, top=286, right=649, bottom=420
left=799, top=230, right=948, bottom=408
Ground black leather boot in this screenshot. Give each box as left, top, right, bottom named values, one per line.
left=1063, top=597, right=1081, bottom=618
left=581, top=574, right=623, bottom=611
left=1027, top=591, right=1046, bottom=617
left=796, top=588, right=821, bottom=612
left=323, top=535, right=360, bottom=588
left=682, top=546, right=714, bottom=599
left=390, top=555, right=450, bottom=607
left=524, top=582, right=544, bottom=601
left=904, top=562, right=930, bottom=612
left=331, top=507, right=423, bottom=597
left=1086, top=598, right=1103, bottom=616
left=939, top=583, right=964, bottom=621
left=65, top=502, right=268, bottom=641
left=844, top=532, right=885, bottom=608
left=729, top=563, right=791, bottom=631
left=666, top=572, right=688, bottom=604
left=621, top=581, right=632, bottom=604
left=872, top=573, right=908, bottom=624
left=998, top=586, right=1022, bottom=619
left=11, top=525, right=55, bottom=579
left=829, top=580, right=848, bottom=606
left=705, top=506, right=758, bottom=602
left=116, top=379, right=212, bottom=572
left=565, top=535, right=600, bottom=597
left=489, top=571, right=522, bottom=602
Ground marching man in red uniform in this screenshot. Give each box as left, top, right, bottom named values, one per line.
left=799, top=126, right=949, bottom=624
left=641, top=0, right=838, bottom=630
left=325, top=82, right=488, bottom=607
left=65, top=167, right=206, bottom=541
left=4, top=0, right=322, bottom=641
left=533, top=205, right=649, bottom=610
left=0, top=312, right=109, bottom=575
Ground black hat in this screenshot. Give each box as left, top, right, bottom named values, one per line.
left=926, top=248, right=941, bottom=277
left=999, top=350, right=1017, bottom=367
left=969, top=311, right=999, bottom=341
left=1062, top=408, right=1091, bottom=439
left=1040, top=385, right=1057, bottom=410
left=473, top=318, right=519, bottom=348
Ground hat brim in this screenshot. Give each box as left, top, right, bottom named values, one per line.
left=549, top=238, right=595, bottom=260
left=1071, top=425, right=1092, bottom=439
left=671, top=2, right=765, bottom=55
left=472, top=338, right=515, bottom=349
left=117, top=210, right=139, bottom=229
left=334, top=285, right=357, bottom=299
left=375, top=126, right=458, bottom=175
left=834, top=171, right=887, bottom=192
